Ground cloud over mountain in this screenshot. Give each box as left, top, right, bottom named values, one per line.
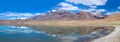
left=65, top=0, right=108, bottom=6
left=0, top=12, right=43, bottom=20
left=118, top=6, right=120, bottom=9
left=56, top=2, right=80, bottom=11
left=53, top=1, right=108, bottom=13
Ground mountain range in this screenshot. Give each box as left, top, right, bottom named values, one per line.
left=106, top=13, right=120, bottom=21
left=29, top=10, right=108, bottom=20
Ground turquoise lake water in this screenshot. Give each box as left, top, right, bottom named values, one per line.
left=0, top=25, right=111, bottom=42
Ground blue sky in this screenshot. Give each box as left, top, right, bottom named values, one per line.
left=0, top=0, right=63, bottom=13
left=0, top=0, right=120, bottom=20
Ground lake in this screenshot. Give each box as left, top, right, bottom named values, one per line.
left=0, top=25, right=114, bottom=42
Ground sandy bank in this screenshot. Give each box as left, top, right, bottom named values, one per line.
left=91, top=26, right=120, bottom=42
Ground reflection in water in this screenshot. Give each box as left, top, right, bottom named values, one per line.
left=0, top=26, right=41, bottom=33
left=0, top=26, right=61, bottom=42
left=0, top=25, right=114, bottom=42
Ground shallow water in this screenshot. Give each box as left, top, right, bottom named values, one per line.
left=0, top=25, right=113, bottom=42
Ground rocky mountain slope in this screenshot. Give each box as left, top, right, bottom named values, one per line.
left=29, top=10, right=107, bottom=20
left=106, top=13, right=120, bottom=21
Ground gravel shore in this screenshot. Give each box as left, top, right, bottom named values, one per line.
left=91, top=26, right=120, bottom=42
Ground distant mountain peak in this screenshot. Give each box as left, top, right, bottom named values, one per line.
left=29, top=10, right=107, bottom=20
left=106, top=13, right=120, bottom=21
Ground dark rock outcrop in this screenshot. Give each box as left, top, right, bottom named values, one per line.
left=94, top=12, right=107, bottom=19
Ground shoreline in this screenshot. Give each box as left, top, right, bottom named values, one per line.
left=91, top=26, right=120, bottom=42
left=0, top=20, right=117, bottom=42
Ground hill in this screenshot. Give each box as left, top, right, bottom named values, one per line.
left=29, top=10, right=106, bottom=20
left=106, top=13, right=120, bottom=21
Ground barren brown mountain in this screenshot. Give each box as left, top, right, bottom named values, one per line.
left=74, top=11, right=96, bottom=20
left=29, top=10, right=107, bottom=20
left=106, top=13, right=120, bottom=21
left=29, top=10, right=74, bottom=20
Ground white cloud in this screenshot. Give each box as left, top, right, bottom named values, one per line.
left=97, top=9, right=107, bottom=12
left=79, top=9, right=96, bottom=12
left=52, top=10, right=57, bottom=12
left=66, top=0, right=108, bottom=6
left=79, top=8, right=107, bottom=12
left=57, top=2, right=80, bottom=11
left=90, top=6, right=97, bottom=9
left=106, top=11, right=120, bottom=15
left=0, top=12, right=34, bottom=17
left=17, top=17, right=28, bottom=19
left=118, top=6, right=120, bottom=9
left=0, top=12, right=45, bottom=20
left=10, top=18, right=17, bottom=19
left=34, top=13, right=45, bottom=15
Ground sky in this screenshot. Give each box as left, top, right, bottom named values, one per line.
left=0, top=0, right=120, bottom=20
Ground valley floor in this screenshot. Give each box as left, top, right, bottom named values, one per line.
left=1, top=20, right=120, bottom=26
